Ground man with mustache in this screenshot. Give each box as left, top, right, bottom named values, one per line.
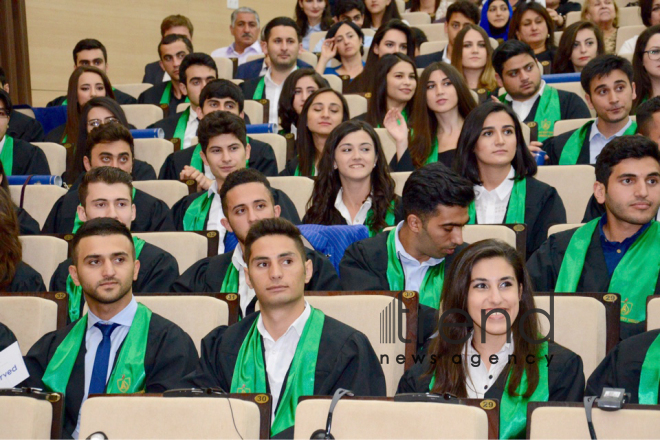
left=528, top=135, right=660, bottom=340
left=543, top=55, right=637, bottom=165
left=211, top=7, right=263, bottom=65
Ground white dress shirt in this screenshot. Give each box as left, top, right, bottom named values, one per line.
left=206, top=180, right=227, bottom=254
left=334, top=188, right=373, bottom=225
left=441, top=46, right=451, bottom=64
left=73, top=298, right=138, bottom=438
left=257, top=301, right=311, bottom=420
left=474, top=167, right=515, bottom=224
left=211, top=40, right=264, bottom=65
left=464, top=331, right=514, bottom=398
left=0, top=135, right=5, bottom=155
left=264, top=67, right=297, bottom=125
left=618, top=35, right=638, bottom=55
left=302, top=24, right=323, bottom=51
left=589, top=117, right=633, bottom=164
left=393, top=221, right=444, bottom=291
left=182, top=107, right=199, bottom=150
left=231, top=245, right=256, bottom=316
left=506, top=80, right=546, bottom=123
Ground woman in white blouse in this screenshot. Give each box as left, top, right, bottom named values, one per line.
left=452, top=101, right=566, bottom=257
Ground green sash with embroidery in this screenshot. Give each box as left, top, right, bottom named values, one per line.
left=65, top=236, right=145, bottom=323
left=73, top=187, right=137, bottom=234
left=499, top=86, right=560, bottom=142
left=231, top=307, right=325, bottom=436
left=555, top=218, right=660, bottom=323
left=364, top=200, right=397, bottom=237
left=0, top=135, right=14, bottom=176
left=386, top=229, right=444, bottom=308
left=559, top=121, right=637, bottom=165
left=221, top=263, right=239, bottom=293
left=639, top=332, right=660, bottom=404
left=173, top=107, right=191, bottom=147
left=42, top=302, right=152, bottom=395
left=253, top=77, right=266, bottom=100
left=468, top=177, right=526, bottom=225
left=182, top=192, right=213, bottom=231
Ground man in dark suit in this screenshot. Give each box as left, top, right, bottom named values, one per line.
left=142, top=15, right=195, bottom=85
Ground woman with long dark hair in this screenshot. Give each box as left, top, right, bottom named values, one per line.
left=480, top=0, right=512, bottom=42
left=0, top=161, right=39, bottom=235
left=281, top=87, right=349, bottom=176
left=364, top=0, right=402, bottom=29
left=0, top=188, right=46, bottom=292
left=508, top=2, right=557, bottom=66
left=397, top=239, right=585, bottom=439
left=451, top=25, right=498, bottom=94
left=295, top=0, right=334, bottom=50
left=453, top=101, right=566, bottom=256
left=278, top=69, right=329, bottom=137
left=386, top=62, right=476, bottom=171
left=304, top=120, right=399, bottom=235
left=553, top=21, right=604, bottom=74
left=633, top=25, right=660, bottom=109
left=315, top=20, right=365, bottom=79
left=363, top=53, right=418, bottom=128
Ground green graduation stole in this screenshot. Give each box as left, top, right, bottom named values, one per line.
left=555, top=218, right=660, bottom=323
left=0, top=135, right=14, bottom=176
left=220, top=263, right=239, bottom=293
left=182, top=192, right=213, bottom=231
left=172, top=107, right=191, bottom=146
left=42, top=302, right=152, bottom=395
left=253, top=77, right=266, bottom=100
left=559, top=121, right=637, bottom=165
left=385, top=229, right=445, bottom=308
left=231, top=307, right=325, bottom=436
left=428, top=341, right=549, bottom=439
left=65, top=236, right=145, bottom=323
left=424, top=138, right=439, bottom=166
left=639, top=331, right=660, bottom=404
left=160, top=81, right=190, bottom=106
left=499, top=86, right=561, bottom=142
left=72, top=187, right=137, bottom=234
left=364, top=199, right=396, bottom=237
left=467, top=177, right=526, bottom=225
left=293, top=161, right=315, bottom=177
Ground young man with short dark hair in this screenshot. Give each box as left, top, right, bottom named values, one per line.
left=543, top=55, right=637, bottom=165
left=172, top=168, right=340, bottom=315
left=43, top=123, right=175, bottom=233
left=50, top=166, right=180, bottom=323
left=0, top=67, right=45, bottom=142
left=158, top=79, right=278, bottom=180
left=528, top=135, right=660, bottom=339
left=23, top=217, right=197, bottom=439
left=138, top=34, right=193, bottom=117
left=211, top=7, right=263, bottom=65
left=182, top=217, right=385, bottom=438
left=143, top=15, right=195, bottom=85
left=171, top=112, right=297, bottom=253
left=493, top=40, right=591, bottom=142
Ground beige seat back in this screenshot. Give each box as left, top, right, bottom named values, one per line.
left=414, top=23, right=447, bottom=41
left=322, top=74, right=343, bottom=93
left=553, top=118, right=593, bottom=136
left=391, top=171, right=411, bottom=197
left=136, top=296, right=229, bottom=354
left=133, top=138, right=174, bottom=175
left=32, top=142, right=67, bottom=177
left=14, top=108, right=36, bottom=119
left=529, top=405, right=660, bottom=439
left=176, top=102, right=191, bottom=113
left=299, top=51, right=319, bottom=68
left=250, top=133, right=287, bottom=173
left=548, top=223, right=584, bottom=238
left=646, top=296, right=660, bottom=330
left=9, top=185, right=67, bottom=229
left=619, top=6, right=642, bottom=26
left=395, top=0, right=405, bottom=13
left=268, top=176, right=315, bottom=219
left=344, top=94, right=368, bottom=118
left=19, top=235, right=68, bottom=287
left=565, top=10, right=582, bottom=27
left=419, top=40, right=446, bottom=56
left=121, top=104, right=164, bottom=129
left=132, top=180, right=187, bottom=209
left=0, top=396, right=53, bottom=439
left=534, top=295, right=607, bottom=377
left=521, top=120, right=531, bottom=145
left=213, top=56, right=234, bottom=80
left=401, top=11, right=432, bottom=24
left=243, top=100, right=265, bottom=124
left=114, top=83, right=153, bottom=99
left=616, top=25, right=645, bottom=52
left=554, top=31, right=563, bottom=44
left=464, top=225, right=517, bottom=249
left=79, top=396, right=261, bottom=439
left=246, top=53, right=265, bottom=63
left=230, top=79, right=244, bottom=86
left=0, top=297, right=57, bottom=355
left=375, top=128, right=396, bottom=164
left=309, top=31, right=327, bottom=52
left=294, top=399, right=489, bottom=439
left=132, top=231, right=207, bottom=273
left=535, top=165, right=595, bottom=223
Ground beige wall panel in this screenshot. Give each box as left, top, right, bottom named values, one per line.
left=25, top=0, right=296, bottom=106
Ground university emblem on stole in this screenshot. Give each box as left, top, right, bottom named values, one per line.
left=117, top=374, right=131, bottom=393
left=237, top=384, right=251, bottom=393
left=621, top=299, right=633, bottom=317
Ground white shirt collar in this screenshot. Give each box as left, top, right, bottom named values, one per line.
left=187, top=106, right=198, bottom=123
left=207, top=179, right=219, bottom=198
left=505, top=80, right=546, bottom=122
left=589, top=117, right=633, bottom=142
left=227, top=40, right=262, bottom=56
left=393, top=221, right=444, bottom=268
left=0, top=135, right=5, bottom=153
left=257, top=301, right=311, bottom=342
left=264, top=66, right=298, bottom=87
left=474, top=166, right=516, bottom=201
left=87, top=296, right=138, bottom=329
left=334, top=188, right=373, bottom=225
left=232, top=244, right=247, bottom=270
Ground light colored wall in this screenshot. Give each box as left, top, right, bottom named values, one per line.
left=25, top=0, right=296, bottom=106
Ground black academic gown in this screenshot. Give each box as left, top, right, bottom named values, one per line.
left=415, top=47, right=446, bottom=69
left=171, top=246, right=342, bottom=311
left=526, top=227, right=660, bottom=339
left=181, top=311, right=387, bottom=439
left=279, top=156, right=303, bottom=176
left=15, top=205, right=40, bottom=235
left=158, top=138, right=278, bottom=180
left=50, top=242, right=180, bottom=319
left=8, top=111, right=45, bottom=143
left=586, top=329, right=660, bottom=403
left=46, top=89, right=137, bottom=106
left=142, top=61, right=166, bottom=85
left=44, top=124, right=66, bottom=144
left=4, top=137, right=51, bottom=175
left=582, top=195, right=606, bottom=222
left=339, top=230, right=467, bottom=344
left=138, top=82, right=187, bottom=118
left=397, top=340, right=585, bottom=402
left=536, top=48, right=557, bottom=71
left=171, top=188, right=301, bottom=231
left=22, top=312, right=198, bottom=439
left=517, top=89, right=591, bottom=126
left=542, top=128, right=592, bottom=165
left=7, top=261, right=46, bottom=292
left=0, top=322, right=17, bottom=351
left=389, top=149, right=455, bottom=172
left=42, top=188, right=175, bottom=234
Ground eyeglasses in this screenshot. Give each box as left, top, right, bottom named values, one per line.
left=644, top=49, right=660, bottom=61
left=87, top=117, right=120, bottom=128
left=0, top=109, right=8, bottom=119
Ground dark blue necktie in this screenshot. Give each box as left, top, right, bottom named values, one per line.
left=89, top=322, right=120, bottom=395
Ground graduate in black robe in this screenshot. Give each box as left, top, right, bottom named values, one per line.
left=138, top=81, right=188, bottom=119
left=390, top=149, right=456, bottom=172
left=7, top=262, right=46, bottom=292
left=15, top=206, right=40, bottom=235
left=142, top=61, right=166, bottom=85
left=0, top=322, right=17, bottom=351
left=586, top=329, right=660, bottom=403
left=7, top=111, right=45, bottom=143
left=508, top=87, right=590, bottom=133
left=2, top=137, right=51, bottom=176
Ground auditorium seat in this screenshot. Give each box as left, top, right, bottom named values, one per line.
left=619, top=6, right=642, bottom=26
left=419, top=40, right=447, bottom=56
left=267, top=176, right=315, bottom=219
left=646, top=295, right=660, bottom=331
left=0, top=395, right=54, bottom=439
left=249, top=133, right=287, bottom=172
left=414, top=23, right=447, bottom=41
left=19, top=235, right=68, bottom=287
left=0, top=296, right=57, bottom=355
left=553, top=118, right=593, bottom=136
left=243, top=100, right=266, bottom=124
left=132, top=180, right=188, bottom=209
left=549, top=85, right=593, bottom=117
left=375, top=128, right=396, bottom=164
left=114, top=83, right=153, bottom=99
left=547, top=223, right=584, bottom=238
left=132, top=231, right=208, bottom=273
left=322, top=74, right=343, bottom=93
left=245, top=53, right=265, bottom=64
left=9, top=185, right=67, bottom=229
left=391, top=171, right=410, bottom=196
left=401, top=11, right=432, bottom=25
left=616, top=25, right=646, bottom=52
left=464, top=224, right=517, bottom=249
left=344, top=94, right=368, bottom=119
left=299, top=51, right=319, bottom=68
left=309, top=32, right=327, bottom=53
left=213, top=56, right=234, bottom=80
left=32, top=142, right=67, bottom=177
left=535, top=165, right=595, bottom=223
left=121, top=104, right=164, bottom=129
left=133, top=138, right=174, bottom=174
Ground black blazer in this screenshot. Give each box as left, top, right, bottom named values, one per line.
left=142, top=60, right=166, bottom=85
left=235, top=59, right=313, bottom=80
